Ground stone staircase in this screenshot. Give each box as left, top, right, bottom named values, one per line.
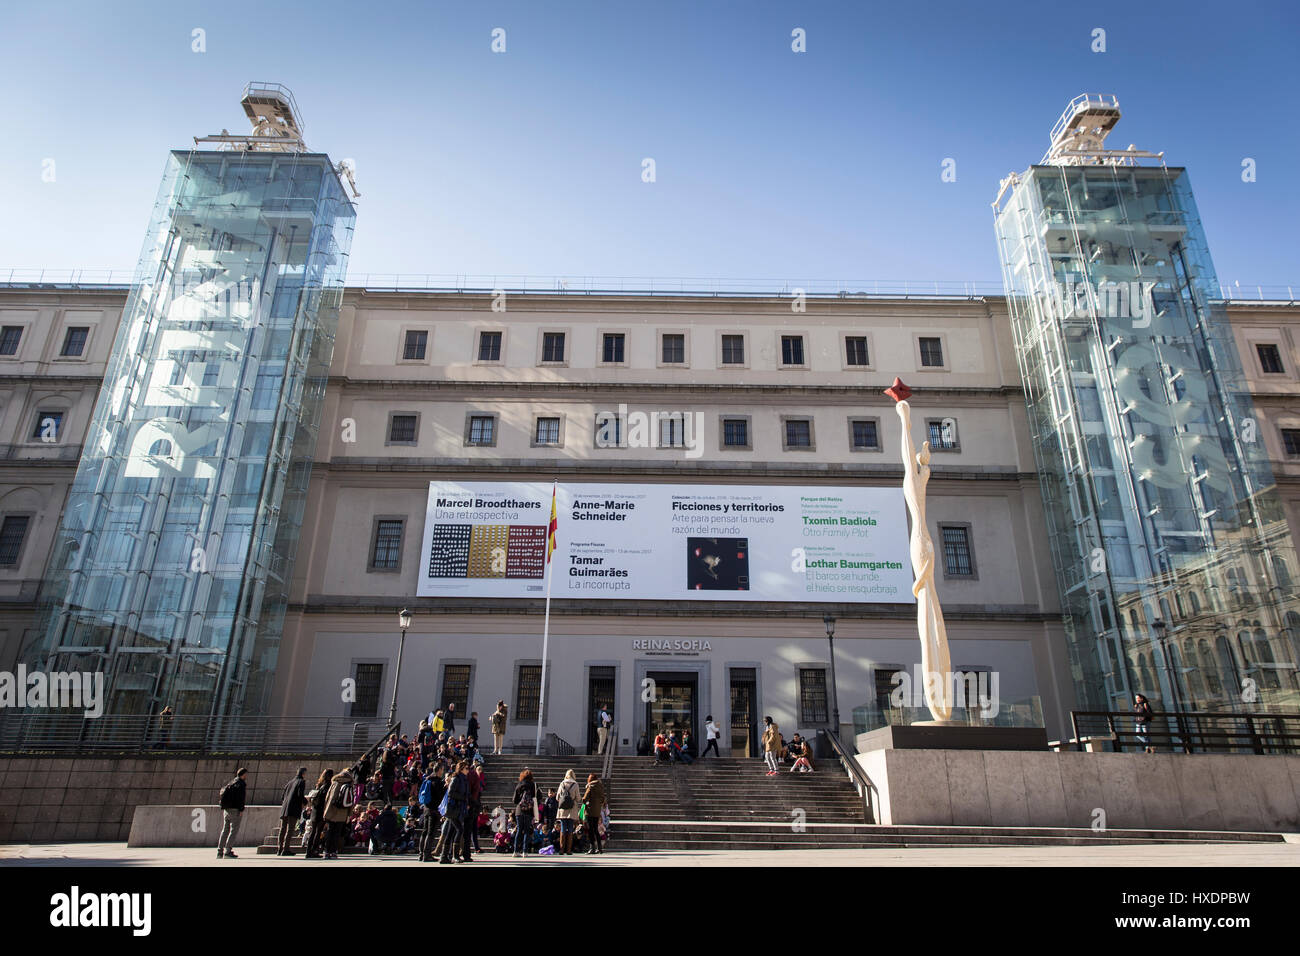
left=258, top=753, right=1289, bottom=853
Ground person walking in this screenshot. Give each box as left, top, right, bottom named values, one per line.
left=304, top=768, right=333, bottom=858
left=438, top=760, right=471, bottom=864
left=580, top=773, right=607, bottom=854
left=761, top=716, right=781, bottom=776
left=321, top=767, right=355, bottom=860
left=156, top=705, right=174, bottom=750
left=444, top=701, right=457, bottom=735
left=555, top=769, right=581, bottom=855
left=513, top=768, right=537, bottom=857
left=462, top=758, right=483, bottom=858
left=277, top=766, right=308, bottom=856
left=217, top=767, right=248, bottom=859
left=1134, top=693, right=1154, bottom=753
left=596, top=703, right=612, bottom=755
left=490, top=701, right=508, bottom=755
left=702, top=715, right=721, bottom=758
left=417, top=764, right=445, bottom=862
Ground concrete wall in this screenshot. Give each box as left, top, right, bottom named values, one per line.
left=127, top=805, right=284, bottom=848
left=856, top=748, right=1300, bottom=832
left=0, top=755, right=351, bottom=844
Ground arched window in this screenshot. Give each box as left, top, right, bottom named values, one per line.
left=1272, top=555, right=1293, bottom=592
left=1188, top=590, right=1201, bottom=614
left=1253, top=627, right=1280, bottom=689
left=1216, top=635, right=1241, bottom=694
left=1197, top=639, right=1221, bottom=697
left=1182, top=639, right=1205, bottom=700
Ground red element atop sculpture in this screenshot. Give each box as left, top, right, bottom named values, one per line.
left=884, top=377, right=912, bottom=403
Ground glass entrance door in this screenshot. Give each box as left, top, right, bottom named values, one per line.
left=730, top=668, right=757, bottom=757
left=645, top=672, right=697, bottom=749
left=586, top=666, right=615, bottom=754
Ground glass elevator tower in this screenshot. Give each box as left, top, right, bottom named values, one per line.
left=993, top=95, right=1300, bottom=716
left=29, top=84, right=356, bottom=718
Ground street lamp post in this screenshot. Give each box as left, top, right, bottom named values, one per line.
left=387, top=608, right=413, bottom=729
left=823, top=612, right=841, bottom=734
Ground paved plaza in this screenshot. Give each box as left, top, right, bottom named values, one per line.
left=2, top=840, right=1296, bottom=867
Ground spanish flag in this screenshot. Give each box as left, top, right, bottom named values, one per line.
left=547, top=482, right=558, bottom=563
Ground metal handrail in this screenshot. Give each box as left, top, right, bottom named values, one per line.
left=0, top=713, right=397, bottom=755
left=600, top=723, right=617, bottom=782
left=824, top=729, right=877, bottom=824
left=1069, top=709, right=1300, bottom=755
left=542, top=732, right=575, bottom=757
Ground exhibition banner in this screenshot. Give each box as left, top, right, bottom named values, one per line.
left=416, top=481, right=915, bottom=603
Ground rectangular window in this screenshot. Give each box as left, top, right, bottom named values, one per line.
left=61, top=327, right=89, bottom=357
left=542, top=332, right=566, bottom=363
left=785, top=419, right=812, bottom=448
left=1283, top=428, right=1300, bottom=457
left=662, top=333, right=685, bottom=364
left=941, top=525, right=974, bottom=576
left=467, top=415, right=495, bottom=445
left=402, top=329, right=428, bottom=361
left=0, top=515, right=30, bottom=567
left=388, top=414, right=418, bottom=444
left=441, top=665, right=471, bottom=719
left=478, top=331, right=502, bottom=362
left=723, top=418, right=749, bottom=447
left=370, top=519, right=404, bottom=571
left=535, top=417, right=561, bottom=445
left=927, top=418, right=959, bottom=450
left=845, top=335, right=869, bottom=366
left=595, top=413, right=624, bottom=447
left=350, top=663, right=384, bottom=719
left=798, top=668, right=829, bottom=724
left=874, top=668, right=903, bottom=713
left=32, top=411, right=63, bottom=441
left=919, top=336, right=944, bottom=367
left=252, top=368, right=281, bottom=410
left=516, top=664, right=542, bottom=721
left=0, top=326, right=22, bottom=356
left=781, top=335, right=805, bottom=366
left=721, top=334, right=745, bottom=365
left=1257, top=343, right=1285, bottom=374
left=659, top=415, right=685, bottom=447
left=602, top=333, right=625, bottom=364
left=851, top=419, right=879, bottom=450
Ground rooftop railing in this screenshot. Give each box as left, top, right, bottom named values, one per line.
left=1, top=269, right=1295, bottom=304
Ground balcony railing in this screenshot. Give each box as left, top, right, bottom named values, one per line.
left=1068, top=710, right=1300, bottom=755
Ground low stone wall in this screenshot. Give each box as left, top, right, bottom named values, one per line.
left=855, top=748, right=1300, bottom=832
left=127, top=805, right=284, bottom=848
left=0, top=754, right=354, bottom=843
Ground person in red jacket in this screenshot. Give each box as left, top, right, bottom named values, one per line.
left=653, top=732, right=670, bottom=765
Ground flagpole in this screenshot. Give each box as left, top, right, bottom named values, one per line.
left=536, top=481, right=557, bottom=755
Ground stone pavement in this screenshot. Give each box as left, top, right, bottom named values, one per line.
left=2, top=840, right=1296, bottom=867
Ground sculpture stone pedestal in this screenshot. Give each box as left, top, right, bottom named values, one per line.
left=856, top=724, right=1049, bottom=753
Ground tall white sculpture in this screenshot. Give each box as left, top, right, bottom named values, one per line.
left=886, top=377, right=954, bottom=723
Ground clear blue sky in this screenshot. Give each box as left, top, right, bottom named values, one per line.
left=2, top=0, right=1296, bottom=286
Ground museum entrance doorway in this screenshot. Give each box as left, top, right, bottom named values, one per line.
left=645, top=671, right=698, bottom=752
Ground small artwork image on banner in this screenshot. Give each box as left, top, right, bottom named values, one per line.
left=687, top=537, right=749, bottom=590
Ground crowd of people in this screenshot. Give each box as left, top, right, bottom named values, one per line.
left=234, top=699, right=610, bottom=862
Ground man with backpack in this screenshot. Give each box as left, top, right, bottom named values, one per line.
left=437, top=760, right=470, bottom=864
left=417, top=765, right=445, bottom=862
left=321, top=767, right=356, bottom=860
left=217, top=767, right=248, bottom=859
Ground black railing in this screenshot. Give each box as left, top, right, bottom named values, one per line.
left=600, top=723, right=617, bottom=782
left=0, top=713, right=396, bottom=756
left=1069, top=710, right=1300, bottom=755
left=823, top=729, right=877, bottom=824
left=542, top=732, right=576, bottom=757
